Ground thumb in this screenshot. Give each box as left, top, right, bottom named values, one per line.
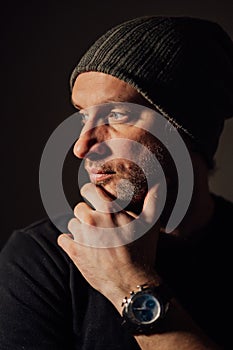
left=141, top=183, right=162, bottom=225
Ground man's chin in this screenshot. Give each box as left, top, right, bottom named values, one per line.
left=96, top=182, right=145, bottom=214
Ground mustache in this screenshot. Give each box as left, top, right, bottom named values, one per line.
left=85, top=159, right=129, bottom=171
left=85, top=145, right=166, bottom=178
left=85, top=160, right=151, bottom=183
left=85, top=160, right=115, bottom=172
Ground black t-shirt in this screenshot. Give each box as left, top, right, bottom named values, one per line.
left=0, top=194, right=232, bottom=349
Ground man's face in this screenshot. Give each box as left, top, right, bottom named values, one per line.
left=72, top=72, right=173, bottom=211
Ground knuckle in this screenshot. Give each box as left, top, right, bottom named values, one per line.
left=83, top=214, right=96, bottom=226
left=74, top=202, right=88, bottom=217
left=80, top=183, right=93, bottom=197
left=68, top=218, right=78, bottom=233
left=100, top=201, right=113, bottom=213
left=73, top=205, right=96, bottom=226
left=105, top=201, right=116, bottom=212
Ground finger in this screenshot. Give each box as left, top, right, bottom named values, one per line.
left=57, top=233, right=77, bottom=258
left=67, top=217, right=91, bottom=245
left=81, top=183, right=122, bottom=213
left=74, top=202, right=97, bottom=225
left=68, top=217, right=82, bottom=234
left=141, top=183, right=161, bottom=224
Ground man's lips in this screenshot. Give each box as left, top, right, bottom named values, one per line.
left=86, top=168, right=115, bottom=183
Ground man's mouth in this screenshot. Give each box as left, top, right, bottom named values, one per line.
left=86, top=167, right=116, bottom=184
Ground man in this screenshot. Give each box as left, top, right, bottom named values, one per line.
left=0, top=16, right=233, bottom=349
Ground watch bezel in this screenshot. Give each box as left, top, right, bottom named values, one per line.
left=121, top=283, right=171, bottom=334
left=124, top=288, right=164, bottom=325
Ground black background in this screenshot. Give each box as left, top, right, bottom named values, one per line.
left=1, top=0, right=233, bottom=249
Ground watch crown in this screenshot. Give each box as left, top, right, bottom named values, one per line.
left=137, top=283, right=149, bottom=291
left=121, top=296, right=128, bottom=307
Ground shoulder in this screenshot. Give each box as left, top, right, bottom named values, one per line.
left=210, top=193, right=233, bottom=232
left=13, top=213, right=71, bottom=241
left=0, top=215, right=73, bottom=272
left=0, top=217, right=80, bottom=349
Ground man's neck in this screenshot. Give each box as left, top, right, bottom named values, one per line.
left=162, top=153, right=215, bottom=238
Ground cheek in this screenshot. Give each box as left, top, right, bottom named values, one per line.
left=108, top=136, right=157, bottom=173
left=111, top=135, right=151, bottom=159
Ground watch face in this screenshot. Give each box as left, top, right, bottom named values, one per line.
left=129, top=292, right=161, bottom=324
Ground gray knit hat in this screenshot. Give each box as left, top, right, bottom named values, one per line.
left=70, top=16, right=233, bottom=167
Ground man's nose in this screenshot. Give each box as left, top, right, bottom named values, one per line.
left=73, top=125, right=109, bottom=159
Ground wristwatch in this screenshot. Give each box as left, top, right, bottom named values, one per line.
left=121, top=283, right=171, bottom=335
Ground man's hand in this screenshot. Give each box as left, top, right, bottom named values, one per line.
left=57, top=184, right=220, bottom=350
left=57, top=183, right=161, bottom=309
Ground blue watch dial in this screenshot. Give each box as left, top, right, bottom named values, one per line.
left=130, top=293, right=161, bottom=324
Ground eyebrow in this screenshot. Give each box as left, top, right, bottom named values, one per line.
left=70, top=98, right=128, bottom=111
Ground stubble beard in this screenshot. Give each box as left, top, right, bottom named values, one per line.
left=90, top=145, right=165, bottom=210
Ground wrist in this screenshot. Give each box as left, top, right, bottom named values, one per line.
left=106, top=269, right=162, bottom=314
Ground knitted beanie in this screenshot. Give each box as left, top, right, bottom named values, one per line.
left=70, top=16, right=233, bottom=167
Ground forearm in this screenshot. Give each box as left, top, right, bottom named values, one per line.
left=107, top=276, right=221, bottom=350
left=134, top=299, right=221, bottom=350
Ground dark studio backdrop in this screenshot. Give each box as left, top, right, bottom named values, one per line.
left=1, top=0, right=233, bottom=250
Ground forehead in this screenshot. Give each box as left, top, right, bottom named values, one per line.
left=71, top=72, right=151, bottom=110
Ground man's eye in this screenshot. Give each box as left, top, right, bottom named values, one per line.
left=108, top=111, right=128, bottom=123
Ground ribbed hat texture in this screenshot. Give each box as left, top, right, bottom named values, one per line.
left=70, top=16, right=233, bottom=166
